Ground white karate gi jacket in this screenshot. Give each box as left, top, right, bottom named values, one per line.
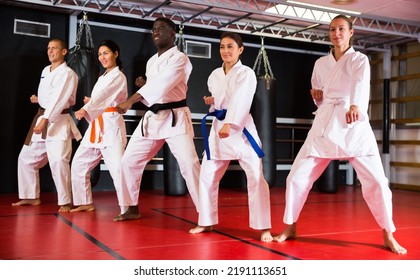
left=303, top=47, right=379, bottom=158
left=283, top=48, right=396, bottom=232
left=135, top=46, right=194, bottom=139
left=206, top=60, right=262, bottom=160
left=197, top=61, right=271, bottom=230
left=31, top=62, right=81, bottom=142
left=80, top=67, right=128, bottom=148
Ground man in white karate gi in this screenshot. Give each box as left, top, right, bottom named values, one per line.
left=13, top=38, right=81, bottom=212
left=113, top=18, right=200, bottom=221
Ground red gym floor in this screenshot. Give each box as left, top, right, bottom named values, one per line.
left=0, top=185, right=419, bottom=260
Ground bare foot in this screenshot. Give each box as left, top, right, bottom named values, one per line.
left=58, top=204, right=72, bottom=212
left=261, top=229, right=273, bottom=242
left=383, top=230, right=407, bottom=254
left=12, top=199, right=41, bottom=206
left=274, top=223, right=297, bottom=242
left=70, top=204, right=95, bottom=212
left=113, top=206, right=141, bottom=221
left=189, top=225, right=213, bottom=234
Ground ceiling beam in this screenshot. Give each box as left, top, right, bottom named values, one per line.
left=5, top=0, right=420, bottom=51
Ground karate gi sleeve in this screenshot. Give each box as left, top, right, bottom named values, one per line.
left=138, top=53, right=192, bottom=106
left=310, top=59, right=324, bottom=108
left=84, top=73, right=128, bottom=122
left=224, top=68, right=257, bottom=128
left=350, top=54, right=371, bottom=114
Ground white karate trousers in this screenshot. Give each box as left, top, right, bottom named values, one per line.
left=283, top=152, right=396, bottom=233
left=71, top=136, right=126, bottom=208
left=120, top=133, right=200, bottom=211
left=17, top=139, right=72, bottom=206
left=198, top=153, right=272, bottom=230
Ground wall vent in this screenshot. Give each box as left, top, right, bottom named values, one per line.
left=185, top=40, right=211, bottom=59
left=14, top=19, right=50, bottom=38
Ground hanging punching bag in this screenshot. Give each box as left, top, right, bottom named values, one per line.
left=162, top=25, right=187, bottom=196
left=252, top=75, right=276, bottom=187
left=316, top=160, right=339, bottom=193
left=163, top=143, right=187, bottom=196
left=251, top=38, right=276, bottom=187
left=67, top=13, right=101, bottom=187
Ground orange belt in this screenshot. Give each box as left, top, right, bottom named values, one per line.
left=90, top=107, right=118, bottom=143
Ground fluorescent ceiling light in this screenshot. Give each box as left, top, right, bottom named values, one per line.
left=266, top=4, right=339, bottom=22
left=286, top=0, right=361, bottom=15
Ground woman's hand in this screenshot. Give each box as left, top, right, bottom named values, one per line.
left=218, top=123, right=231, bottom=138
left=83, top=96, right=91, bottom=104
left=346, top=105, right=360, bottom=124
left=203, top=96, right=214, bottom=105
left=310, top=88, right=323, bottom=101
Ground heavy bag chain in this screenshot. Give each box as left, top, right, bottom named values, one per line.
left=175, top=24, right=186, bottom=53
left=71, top=12, right=94, bottom=54
left=252, top=37, right=275, bottom=90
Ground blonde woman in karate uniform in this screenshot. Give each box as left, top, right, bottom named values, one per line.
left=275, top=15, right=407, bottom=254
left=189, top=32, right=273, bottom=242
left=13, top=38, right=81, bottom=212
left=70, top=40, right=128, bottom=215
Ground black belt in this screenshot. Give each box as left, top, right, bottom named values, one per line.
left=140, top=99, right=187, bottom=136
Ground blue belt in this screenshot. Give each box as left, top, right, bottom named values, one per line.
left=201, top=109, right=265, bottom=160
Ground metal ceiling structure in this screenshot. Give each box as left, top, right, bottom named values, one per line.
left=3, top=0, right=420, bottom=51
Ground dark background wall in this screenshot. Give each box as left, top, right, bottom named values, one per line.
left=0, top=4, right=331, bottom=194
left=0, top=4, right=71, bottom=193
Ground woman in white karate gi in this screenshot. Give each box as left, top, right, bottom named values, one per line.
left=274, top=15, right=407, bottom=254
left=189, top=32, right=273, bottom=242
left=13, top=38, right=81, bottom=212
left=70, top=40, right=128, bottom=214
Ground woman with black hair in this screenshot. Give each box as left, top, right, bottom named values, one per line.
left=70, top=40, right=128, bottom=215
left=189, top=32, right=273, bottom=242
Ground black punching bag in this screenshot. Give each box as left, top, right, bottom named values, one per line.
left=252, top=38, right=276, bottom=187
left=163, top=143, right=187, bottom=196
left=252, top=76, right=277, bottom=187
left=316, top=160, right=339, bottom=193
left=67, top=13, right=101, bottom=187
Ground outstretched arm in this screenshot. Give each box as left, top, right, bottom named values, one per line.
left=116, top=76, right=146, bottom=114
left=74, top=96, right=91, bottom=120
left=116, top=92, right=144, bottom=114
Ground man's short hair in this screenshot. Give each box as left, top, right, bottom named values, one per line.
left=154, top=17, right=176, bottom=32
left=49, top=38, right=68, bottom=50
